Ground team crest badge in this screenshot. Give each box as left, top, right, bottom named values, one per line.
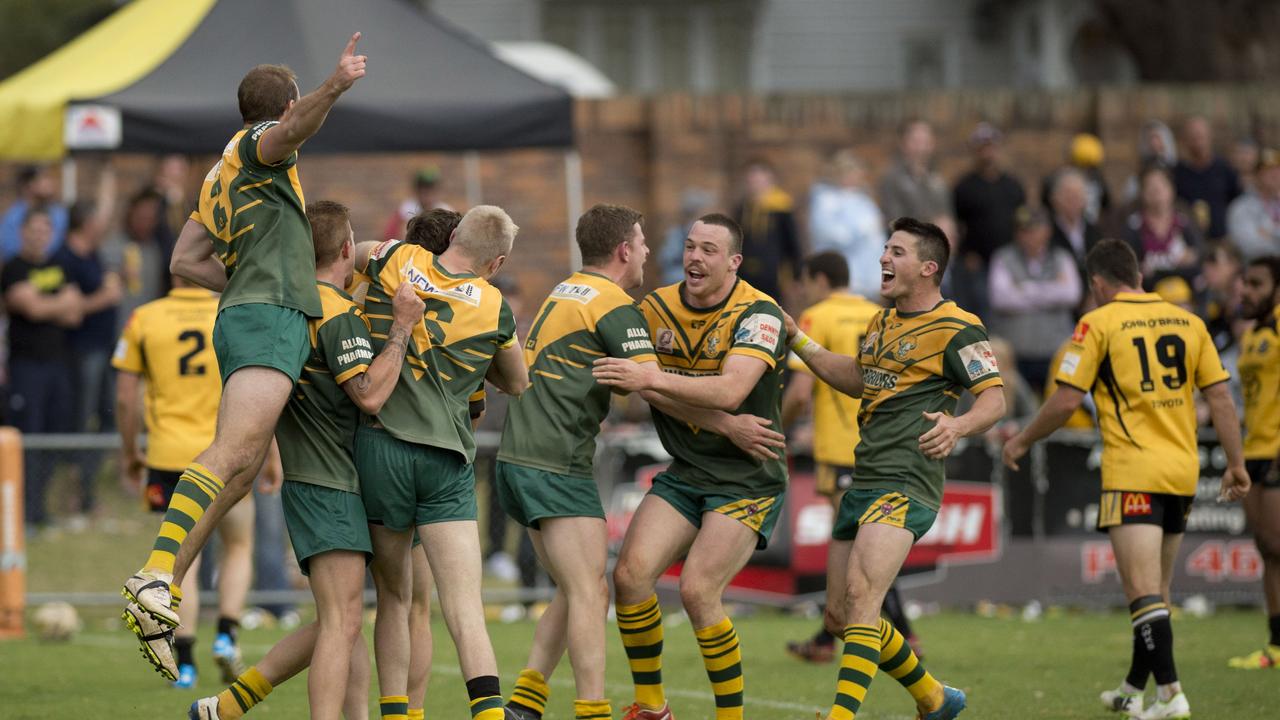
left=705, top=334, right=721, bottom=358
left=879, top=502, right=894, bottom=516
left=1071, top=322, right=1090, bottom=343
left=744, top=502, right=760, bottom=516
left=655, top=328, right=675, bottom=353
left=895, top=336, right=917, bottom=360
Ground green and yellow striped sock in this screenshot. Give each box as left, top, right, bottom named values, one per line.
left=617, top=595, right=665, bottom=710
left=508, top=668, right=550, bottom=718
left=215, top=666, right=273, bottom=720
left=407, top=710, right=424, bottom=720
left=695, top=617, right=744, bottom=720
left=574, top=699, right=612, bottom=720
left=829, top=624, right=881, bottom=720
left=379, top=695, right=409, bottom=719
left=877, top=618, right=943, bottom=712
left=145, top=463, right=224, bottom=574
left=467, top=676, right=504, bottom=720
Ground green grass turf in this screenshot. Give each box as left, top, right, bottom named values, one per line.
left=4, top=607, right=1273, bottom=719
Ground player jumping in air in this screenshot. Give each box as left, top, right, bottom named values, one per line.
left=785, top=217, right=1007, bottom=720
left=1004, top=240, right=1250, bottom=719
left=123, top=33, right=368, bottom=679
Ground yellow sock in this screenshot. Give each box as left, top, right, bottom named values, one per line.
left=877, top=618, right=942, bottom=711
left=407, top=711, right=424, bottom=720
left=509, top=668, right=550, bottom=717
left=617, top=595, right=665, bottom=709
left=829, top=625, right=881, bottom=720
left=380, top=695, right=409, bottom=719
left=695, top=617, right=743, bottom=720
left=145, top=463, right=224, bottom=574
left=574, top=699, right=612, bottom=720
left=216, top=666, right=273, bottom=720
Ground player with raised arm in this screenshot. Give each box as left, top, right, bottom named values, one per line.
left=591, top=213, right=792, bottom=720
left=189, top=201, right=421, bottom=720
left=123, top=33, right=369, bottom=678
left=352, top=206, right=528, bottom=720
left=114, top=277, right=257, bottom=689
left=1004, top=239, right=1250, bottom=719
left=783, top=217, right=1006, bottom=720
left=1229, top=255, right=1280, bottom=670
left=498, top=205, right=784, bottom=720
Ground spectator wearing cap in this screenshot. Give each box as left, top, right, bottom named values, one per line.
left=809, top=149, right=886, bottom=299
left=987, top=206, right=1081, bottom=391
left=1174, top=115, right=1242, bottom=240
left=382, top=166, right=455, bottom=241
left=1227, top=147, right=1280, bottom=261
left=877, top=119, right=950, bottom=224
left=952, top=122, right=1026, bottom=316
left=0, top=165, right=68, bottom=261
left=1126, top=162, right=1204, bottom=288
left=1040, top=133, right=1111, bottom=224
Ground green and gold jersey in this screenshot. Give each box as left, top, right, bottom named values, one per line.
left=1239, top=306, right=1280, bottom=460
left=274, top=283, right=372, bottom=493
left=640, top=279, right=789, bottom=497
left=363, top=240, right=505, bottom=461
left=1055, top=292, right=1229, bottom=496
left=788, top=292, right=882, bottom=466
left=498, top=272, right=657, bottom=477
left=853, top=300, right=1003, bottom=510
left=191, top=121, right=321, bottom=318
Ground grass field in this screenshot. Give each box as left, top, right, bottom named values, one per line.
left=5, top=605, right=1273, bottom=719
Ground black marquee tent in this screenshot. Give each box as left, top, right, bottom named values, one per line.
left=83, top=0, right=574, bottom=154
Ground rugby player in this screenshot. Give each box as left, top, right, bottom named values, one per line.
left=783, top=217, right=1004, bottom=720
left=123, top=33, right=369, bottom=676
left=779, top=251, right=916, bottom=665
left=189, top=201, right=422, bottom=720
left=498, top=205, right=784, bottom=720
left=352, top=205, right=528, bottom=720
left=1004, top=239, right=1250, bottom=719
left=114, top=277, right=256, bottom=688
left=592, top=213, right=793, bottom=720
left=1228, top=255, right=1280, bottom=670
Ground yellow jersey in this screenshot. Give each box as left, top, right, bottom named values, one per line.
left=1240, top=307, right=1280, bottom=460
left=1055, top=292, right=1229, bottom=495
left=788, top=292, right=882, bottom=466
left=112, top=288, right=221, bottom=471
left=1046, top=340, right=1095, bottom=430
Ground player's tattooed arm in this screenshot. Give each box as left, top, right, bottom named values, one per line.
left=170, top=219, right=228, bottom=291
left=342, top=284, right=422, bottom=414
left=1202, top=381, right=1251, bottom=501
left=783, top=311, right=864, bottom=398
left=259, top=33, right=367, bottom=165
left=1002, top=385, right=1083, bottom=470
left=920, top=384, right=1006, bottom=460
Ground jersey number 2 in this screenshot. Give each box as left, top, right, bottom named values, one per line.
left=178, top=330, right=207, bottom=376
left=1131, top=334, right=1187, bottom=391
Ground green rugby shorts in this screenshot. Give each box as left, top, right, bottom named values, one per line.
left=832, top=488, right=938, bottom=542
left=648, top=470, right=784, bottom=549
left=495, top=461, right=605, bottom=529
left=281, top=480, right=373, bottom=575
left=212, top=303, right=310, bottom=383
left=355, top=425, right=476, bottom=532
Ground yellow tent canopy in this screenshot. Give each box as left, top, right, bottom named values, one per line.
left=0, top=0, right=214, bottom=161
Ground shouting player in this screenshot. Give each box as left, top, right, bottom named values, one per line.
left=114, top=277, right=256, bottom=688
left=593, top=213, right=791, bottom=720
left=1004, top=239, right=1250, bottom=719
left=124, top=34, right=368, bottom=677
left=1229, top=255, right=1280, bottom=670
left=190, top=201, right=422, bottom=720
left=785, top=217, right=1003, bottom=720
left=354, top=205, right=528, bottom=720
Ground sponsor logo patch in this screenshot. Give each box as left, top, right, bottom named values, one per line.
left=1071, top=322, right=1090, bottom=343
left=735, top=313, right=783, bottom=351
left=550, top=281, right=600, bottom=304
left=957, top=341, right=999, bottom=381
left=1122, top=492, right=1152, bottom=517
left=1058, top=351, right=1081, bottom=377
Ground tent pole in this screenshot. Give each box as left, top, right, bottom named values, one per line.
left=463, top=151, right=483, bottom=208
left=61, top=156, right=77, bottom=205
left=564, top=149, right=583, bottom=271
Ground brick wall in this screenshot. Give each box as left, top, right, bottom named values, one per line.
left=7, top=85, right=1280, bottom=313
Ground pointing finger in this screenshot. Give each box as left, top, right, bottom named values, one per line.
left=343, top=32, right=362, bottom=57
